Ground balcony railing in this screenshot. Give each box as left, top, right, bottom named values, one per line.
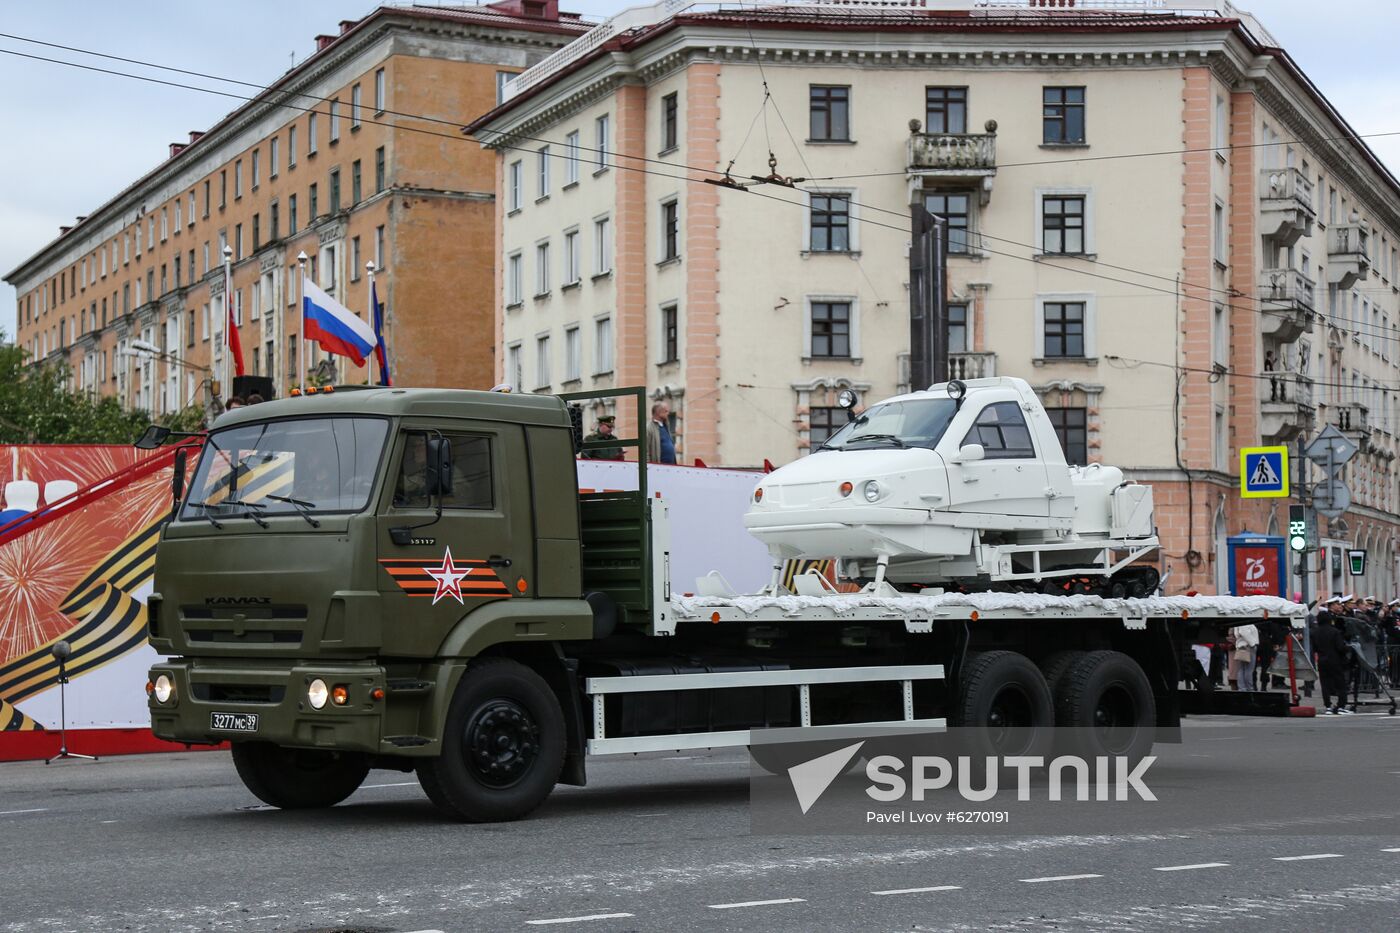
left=1332, top=401, right=1371, bottom=442
left=1258, top=167, right=1315, bottom=246
left=1258, top=267, right=1315, bottom=343
left=949, top=351, right=996, bottom=381
left=1260, top=372, right=1314, bottom=444
left=909, top=130, right=997, bottom=172
left=1328, top=223, right=1371, bottom=289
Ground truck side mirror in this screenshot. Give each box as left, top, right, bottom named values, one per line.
left=135, top=424, right=172, bottom=449
left=427, top=436, right=454, bottom=496
left=955, top=443, right=985, bottom=463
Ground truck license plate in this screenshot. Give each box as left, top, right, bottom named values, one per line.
left=210, top=711, right=259, bottom=733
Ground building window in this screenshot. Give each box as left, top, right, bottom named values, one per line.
left=496, top=71, right=511, bottom=106
left=564, top=229, right=580, bottom=285
left=308, top=112, right=318, bottom=154
left=535, top=241, right=550, bottom=296
left=1214, top=200, right=1226, bottom=264
left=270, top=201, right=280, bottom=240
left=288, top=194, right=297, bottom=235
left=810, top=301, right=851, bottom=358
left=351, top=84, right=362, bottom=128
left=330, top=169, right=341, bottom=213
left=1041, top=194, right=1086, bottom=254
left=288, top=126, right=298, bottom=168
left=564, top=325, right=581, bottom=381
left=234, top=223, right=243, bottom=260
left=376, top=225, right=385, bottom=271
left=174, top=199, right=182, bottom=231
left=351, top=236, right=361, bottom=280
left=220, top=170, right=227, bottom=208
left=351, top=160, right=361, bottom=204
left=1043, top=86, right=1086, bottom=144
left=329, top=100, right=341, bottom=143
left=809, top=85, right=850, bottom=142
left=374, top=68, right=385, bottom=112
left=1041, top=300, right=1087, bottom=358
left=949, top=302, right=968, bottom=353
left=1214, top=95, right=1227, bottom=155
left=809, top=407, right=844, bottom=447
left=594, top=316, right=613, bottom=374
left=925, top=87, right=967, bottom=134
left=661, top=92, right=678, bottom=151
left=234, top=161, right=243, bottom=199
left=661, top=304, right=678, bottom=363
left=375, top=146, right=385, bottom=193
left=188, top=191, right=196, bottom=225
left=923, top=192, right=973, bottom=253
left=565, top=130, right=580, bottom=185
left=251, top=149, right=260, bottom=189
left=508, top=161, right=522, bottom=212
left=535, top=334, right=551, bottom=389
left=1046, top=407, right=1087, bottom=465
left=963, top=402, right=1036, bottom=459
left=507, top=343, right=523, bottom=391
left=660, top=199, right=679, bottom=261
left=594, top=216, right=612, bottom=274
left=537, top=146, right=550, bottom=198
left=594, top=114, right=610, bottom=169
left=809, top=193, right=851, bottom=252
left=309, top=183, right=318, bottom=220
left=252, top=214, right=260, bottom=251
left=507, top=252, right=523, bottom=306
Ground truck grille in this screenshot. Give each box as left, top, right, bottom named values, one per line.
left=186, top=630, right=302, bottom=645
left=189, top=683, right=287, bottom=704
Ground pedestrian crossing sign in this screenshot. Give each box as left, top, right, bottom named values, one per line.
left=1240, top=446, right=1289, bottom=498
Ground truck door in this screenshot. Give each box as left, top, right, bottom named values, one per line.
left=947, top=401, right=1052, bottom=523
left=375, top=422, right=533, bottom=656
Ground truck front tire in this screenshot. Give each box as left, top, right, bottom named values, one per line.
left=1052, top=650, right=1156, bottom=762
left=231, top=742, right=369, bottom=809
left=418, top=658, right=566, bottom=822
left=955, top=651, right=1055, bottom=760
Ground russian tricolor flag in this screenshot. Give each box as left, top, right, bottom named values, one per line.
left=303, top=280, right=376, bottom=366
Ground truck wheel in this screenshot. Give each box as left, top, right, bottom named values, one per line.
left=417, top=658, right=565, bottom=822
left=956, top=651, right=1055, bottom=759
left=1040, top=650, right=1086, bottom=701
left=1053, top=650, right=1155, bottom=762
left=231, top=742, right=369, bottom=809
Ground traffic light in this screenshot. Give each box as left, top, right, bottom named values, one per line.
left=1288, top=505, right=1311, bottom=552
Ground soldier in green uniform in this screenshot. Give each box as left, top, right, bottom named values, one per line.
left=581, top=415, right=624, bottom=460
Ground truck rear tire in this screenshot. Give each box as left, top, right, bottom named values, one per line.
left=417, top=658, right=565, bottom=822
left=1052, top=650, right=1155, bottom=762
left=955, top=651, right=1055, bottom=759
left=231, top=742, right=369, bottom=809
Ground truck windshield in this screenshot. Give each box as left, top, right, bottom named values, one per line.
left=818, top=398, right=958, bottom=451
left=179, top=417, right=388, bottom=522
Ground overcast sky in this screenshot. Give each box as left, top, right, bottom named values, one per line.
left=4, top=0, right=1399, bottom=342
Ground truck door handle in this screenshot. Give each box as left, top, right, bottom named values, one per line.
left=485, top=555, right=512, bottom=568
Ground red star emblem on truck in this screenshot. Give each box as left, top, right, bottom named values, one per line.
left=379, top=548, right=511, bottom=602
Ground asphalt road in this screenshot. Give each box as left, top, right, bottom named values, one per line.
left=4, top=714, right=1400, bottom=933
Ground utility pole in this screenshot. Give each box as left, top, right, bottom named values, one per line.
left=909, top=204, right=949, bottom=390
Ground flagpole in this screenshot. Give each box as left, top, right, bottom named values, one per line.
left=221, top=244, right=233, bottom=401
left=297, top=251, right=308, bottom=390
left=366, top=260, right=377, bottom=386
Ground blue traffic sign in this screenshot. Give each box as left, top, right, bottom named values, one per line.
left=1239, top=446, right=1289, bottom=498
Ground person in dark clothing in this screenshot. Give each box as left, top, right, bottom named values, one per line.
left=1312, top=611, right=1353, bottom=714
left=1255, top=618, right=1287, bottom=690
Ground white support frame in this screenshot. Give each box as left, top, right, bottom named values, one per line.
left=585, top=663, right=946, bottom=756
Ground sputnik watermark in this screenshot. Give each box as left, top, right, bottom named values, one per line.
left=785, top=741, right=1156, bottom=815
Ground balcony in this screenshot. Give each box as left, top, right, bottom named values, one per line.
left=1259, top=372, right=1314, bottom=445
left=907, top=119, right=997, bottom=204
left=1328, top=223, right=1371, bottom=289
left=1331, top=401, right=1371, bottom=451
left=1258, top=167, right=1315, bottom=246
left=1257, top=267, right=1315, bottom=343
left=949, top=351, right=996, bottom=381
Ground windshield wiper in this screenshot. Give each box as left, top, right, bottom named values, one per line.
left=186, top=501, right=225, bottom=530
left=845, top=433, right=908, bottom=448
left=265, top=494, right=322, bottom=528
left=224, top=498, right=270, bottom=528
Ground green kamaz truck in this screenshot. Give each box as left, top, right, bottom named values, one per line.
left=143, top=384, right=1297, bottom=821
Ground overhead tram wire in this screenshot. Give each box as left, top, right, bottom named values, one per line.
left=13, top=38, right=1400, bottom=348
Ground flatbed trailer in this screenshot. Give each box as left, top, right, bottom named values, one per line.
left=142, top=386, right=1303, bottom=822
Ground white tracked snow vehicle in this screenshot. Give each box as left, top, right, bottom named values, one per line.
left=745, top=377, right=1161, bottom=597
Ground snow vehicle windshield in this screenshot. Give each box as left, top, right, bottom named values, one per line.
left=817, top=398, right=959, bottom=451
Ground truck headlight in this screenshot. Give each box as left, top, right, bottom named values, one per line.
left=307, top=678, right=329, bottom=710
left=863, top=480, right=882, bottom=502
left=153, top=674, right=174, bottom=704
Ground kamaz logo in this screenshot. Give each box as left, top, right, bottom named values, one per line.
left=204, top=596, right=272, bottom=605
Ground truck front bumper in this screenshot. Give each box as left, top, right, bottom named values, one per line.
left=148, top=658, right=389, bottom=754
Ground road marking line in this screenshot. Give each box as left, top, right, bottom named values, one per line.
left=361, top=781, right=417, bottom=788
left=1019, top=874, right=1103, bottom=883
left=1154, top=862, right=1230, bottom=872
left=1382, top=847, right=1400, bottom=853
left=872, top=885, right=962, bottom=896
left=1273, top=853, right=1344, bottom=861
left=0, top=808, right=48, bottom=816
left=100, top=820, right=120, bottom=824
left=525, top=914, right=635, bottom=926
left=708, top=898, right=806, bottom=909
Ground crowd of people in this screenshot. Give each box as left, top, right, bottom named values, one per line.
left=1306, top=595, right=1399, bottom=715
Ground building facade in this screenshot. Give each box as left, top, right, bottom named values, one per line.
left=474, top=1, right=1400, bottom=597
left=6, top=2, right=587, bottom=410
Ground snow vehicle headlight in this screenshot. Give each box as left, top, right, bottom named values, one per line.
left=839, top=481, right=854, bottom=497
left=753, top=487, right=763, bottom=503
left=862, top=480, right=882, bottom=502
left=307, top=678, right=329, bottom=710
left=152, top=674, right=175, bottom=704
